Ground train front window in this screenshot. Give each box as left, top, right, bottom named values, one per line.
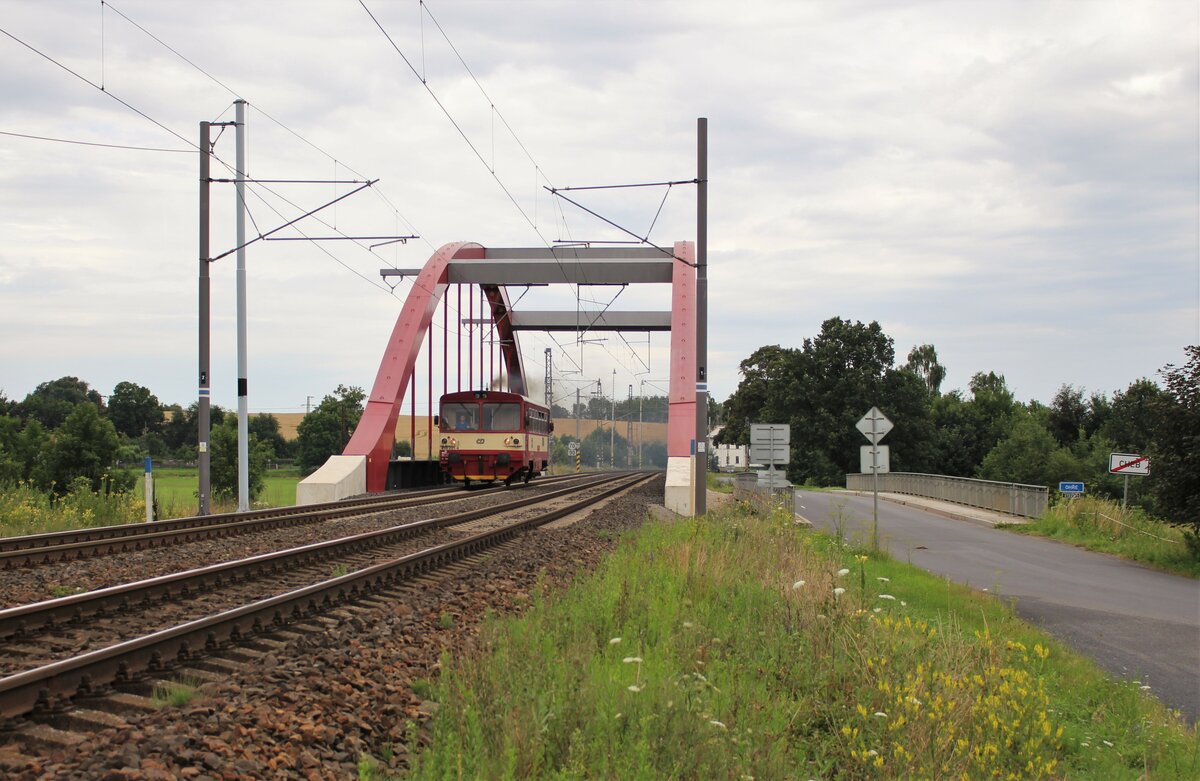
left=442, top=402, right=479, bottom=432
left=483, top=402, right=521, bottom=432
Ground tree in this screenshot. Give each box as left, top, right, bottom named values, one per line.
left=0, top=417, right=48, bottom=485
left=18, top=376, right=104, bottom=430
left=978, top=413, right=1058, bottom=486
left=296, top=385, right=366, bottom=473
left=37, top=403, right=120, bottom=493
left=209, top=418, right=272, bottom=500
left=248, top=413, right=288, bottom=459
left=1101, top=379, right=1167, bottom=454
left=1148, top=346, right=1199, bottom=532
left=904, top=344, right=947, bottom=395
left=1047, top=384, right=1089, bottom=447
left=108, top=381, right=163, bottom=439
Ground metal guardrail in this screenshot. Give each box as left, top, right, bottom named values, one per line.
left=845, top=472, right=1048, bottom=518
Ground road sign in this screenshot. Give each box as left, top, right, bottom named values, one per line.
left=856, top=407, right=893, bottom=444
left=860, top=445, right=890, bottom=473
left=756, top=468, right=790, bottom=488
left=750, top=424, right=790, bottom=445
left=750, top=443, right=788, bottom=463
left=1059, top=481, right=1085, bottom=494
left=568, top=442, right=579, bottom=455
left=1109, top=453, right=1150, bottom=476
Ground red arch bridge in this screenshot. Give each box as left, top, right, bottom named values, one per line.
left=296, top=241, right=702, bottom=514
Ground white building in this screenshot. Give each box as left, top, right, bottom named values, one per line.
left=708, top=426, right=750, bottom=472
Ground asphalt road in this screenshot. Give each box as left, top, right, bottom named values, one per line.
left=795, top=489, right=1200, bottom=723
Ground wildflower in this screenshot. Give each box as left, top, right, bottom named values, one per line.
left=900, top=601, right=907, bottom=607
left=1102, top=740, right=1113, bottom=747
left=614, top=712, right=622, bottom=719
left=709, top=720, right=727, bottom=729
left=855, top=554, right=868, bottom=562
left=623, top=657, right=643, bottom=664
left=683, top=621, right=694, bottom=628
left=627, top=684, right=643, bottom=692
left=792, top=580, right=806, bottom=589
left=866, top=749, right=878, bottom=756
left=837, top=568, right=851, bottom=576
left=873, top=608, right=882, bottom=613
left=876, top=576, right=890, bottom=582
left=609, top=637, right=622, bottom=645
left=1140, top=685, right=1151, bottom=690
left=878, top=594, right=896, bottom=600
left=833, top=587, right=846, bottom=596
left=873, top=711, right=888, bottom=718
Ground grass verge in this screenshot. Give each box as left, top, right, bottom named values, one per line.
left=1002, top=496, right=1199, bottom=579
left=387, top=503, right=1196, bottom=780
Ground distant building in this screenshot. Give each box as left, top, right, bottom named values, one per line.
left=708, top=426, right=749, bottom=472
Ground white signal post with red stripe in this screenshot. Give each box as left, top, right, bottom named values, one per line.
left=1109, top=452, right=1150, bottom=509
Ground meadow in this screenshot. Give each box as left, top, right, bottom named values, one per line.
left=380, top=501, right=1197, bottom=780
left=0, top=466, right=301, bottom=538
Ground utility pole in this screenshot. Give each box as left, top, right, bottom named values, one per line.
left=234, top=99, right=250, bottom=512
left=544, top=348, right=553, bottom=474
left=627, top=384, right=633, bottom=468
left=694, top=116, right=708, bottom=516
left=197, top=120, right=212, bottom=516
left=638, top=380, right=644, bottom=469
left=610, top=369, right=616, bottom=469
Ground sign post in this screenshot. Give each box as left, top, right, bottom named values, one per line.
left=1109, top=453, right=1149, bottom=509
left=750, top=424, right=790, bottom=489
left=856, top=407, right=894, bottom=549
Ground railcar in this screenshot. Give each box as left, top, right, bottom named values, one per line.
left=437, top=390, right=551, bottom=487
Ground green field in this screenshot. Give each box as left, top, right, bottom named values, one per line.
left=151, top=467, right=301, bottom=517
left=382, top=502, right=1197, bottom=780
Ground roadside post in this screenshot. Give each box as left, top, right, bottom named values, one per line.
left=1109, top=453, right=1150, bottom=510
left=856, top=407, right=893, bottom=550
left=144, top=457, right=154, bottom=523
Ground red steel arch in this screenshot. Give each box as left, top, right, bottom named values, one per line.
left=344, top=242, right=526, bottom=492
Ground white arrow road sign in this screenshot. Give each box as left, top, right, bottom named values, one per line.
left=856, top=407, right=893, bottom=444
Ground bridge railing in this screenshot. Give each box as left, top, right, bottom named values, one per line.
left=845, top=472, right=1048, bottom=519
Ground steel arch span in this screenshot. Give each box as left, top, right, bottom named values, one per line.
left=343, top=242, right=526, bottom=492
left=344, top=240, right=696, bottom=493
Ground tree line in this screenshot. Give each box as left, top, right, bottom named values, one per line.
left=717, top=318, right=1198, bottom=534
left=0, top=376, right=362, bottom=502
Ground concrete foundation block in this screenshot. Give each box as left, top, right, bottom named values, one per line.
left=296, top=455, right=367, bottom=505
left=664, top=456, right=693, bottom=516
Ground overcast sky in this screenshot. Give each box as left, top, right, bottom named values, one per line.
left=1, top=0, right=1197, bottom=418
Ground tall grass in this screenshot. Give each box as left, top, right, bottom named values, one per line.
left=0, top=480, right=145, bottom=538
left=394, top=504, right=1196, bottom=780
left=1006, top=496, right=1199, bottom=578
left=0, top=466, right=301, bottom=538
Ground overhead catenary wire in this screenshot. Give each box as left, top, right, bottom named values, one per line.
left=0, top=129, right=191, bottom=153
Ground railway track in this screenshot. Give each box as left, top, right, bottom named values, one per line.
left=0, top=472, right=595, bottom=570
left=0, top=471, right=653, bottom=739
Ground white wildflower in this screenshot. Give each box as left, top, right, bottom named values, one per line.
left=609, top=637, right=622, bottom=645
left=867, top=749, right=878, bottom=757
left=792, top=580, right=806, bottom=589
left=873, top=607, right=882, bottom=613
left=623, top=657, right=643, bottom=664
left=876, top=576, right=890, bottom=582
left=878, top=594, right=896, bottom=600
left=1102, top=740, right=1114, bottom=747
left=873, top=711, right=888, bottom=718
left=683, top=621, right=694, bottom=628
left=627, top=684, right=643, bottom=693
left=837, top=568, right=850, bottom=577
left=709, top=720, right=727, bottom=729
left=833, top=587, right=846, bottom=596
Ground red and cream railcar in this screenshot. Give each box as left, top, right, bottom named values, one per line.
left=437, top=390, right=551, bottom=486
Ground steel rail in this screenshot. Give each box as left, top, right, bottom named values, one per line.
left=0, top=473, right=591, bottom=568
left=0, top=472, right=654, bottom=721
left=0, top=472, right=626, bottom=640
